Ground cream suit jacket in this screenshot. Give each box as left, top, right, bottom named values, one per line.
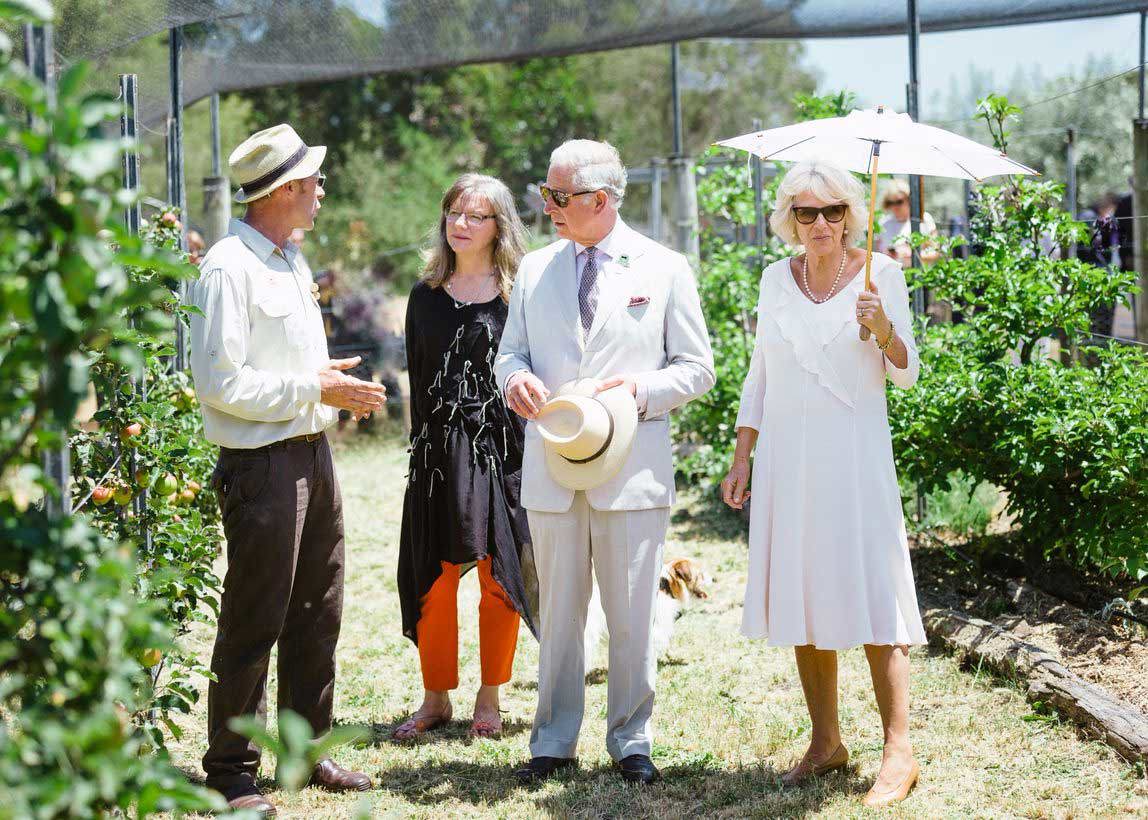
left=495, top=220, right=715, bottom=512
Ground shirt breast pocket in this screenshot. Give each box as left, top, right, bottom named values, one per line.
left=253, top=291, right=310, bottom=351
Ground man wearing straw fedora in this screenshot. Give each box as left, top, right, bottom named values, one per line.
left=496, top=139, right=714, bottom=785
left=188, top=124, right=386, bottom=814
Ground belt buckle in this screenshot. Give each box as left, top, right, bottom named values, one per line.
left=304, top=433, right=321, bottom=443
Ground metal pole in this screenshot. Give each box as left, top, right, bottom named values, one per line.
left=906, top=0, right=925, bottom=315
left=203, top=94, right=232, bottom=248
left=905, top=0, right=926, bottom=523
left=169, top=26, right=189, bottom=371
left=120, top=75, right=141, bottom=236
left=961, top=178, right=973, bottom=260
left=1066, top=127, right=1078, bottom=261
left=25, top=23, right=70, bottom=518
left=210, top=92, right=223, bottom=177
left=119, top=73, right=150, bottom=548
left=671, top=42, right=683, bottom=156
left=650, top=158, right=664, bottom=243
left=751, top=118, right=766, bottom=272
left=667, top=41, right=699, bottom=258
left=1140, top=11, right=1146, bottom=122
left=1134, top=121, right=1148, bottom=343
left=1134, top=14, right=1143, bottom=342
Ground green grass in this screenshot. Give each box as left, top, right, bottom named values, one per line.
left=165, top=435, right=1147, bottom=818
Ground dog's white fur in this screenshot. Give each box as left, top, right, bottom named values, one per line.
left=583, top=557, right=712, bottom=665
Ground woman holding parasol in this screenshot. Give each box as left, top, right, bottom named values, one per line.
left=720, top=160, right=923, bottom=808
left=717, top=108, right=1035, bottom=807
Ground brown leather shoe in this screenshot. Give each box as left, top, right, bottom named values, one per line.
left=308, top=758, right=372, bottom=792
left=862, top=759, right=920, bottom=808
left=225, top=790, right=276, bottom=816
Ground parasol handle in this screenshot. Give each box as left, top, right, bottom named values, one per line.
left=859, top=143, right=881, bottom=341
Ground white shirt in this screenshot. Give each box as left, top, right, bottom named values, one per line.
left=573, top=221, right=621, bottom=288
left=187, top=218, right=336, bottom=449
left=879, top=212, right=937, bottom=254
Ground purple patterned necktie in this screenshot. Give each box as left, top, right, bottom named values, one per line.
left=578, top=245, right=599, bottom=335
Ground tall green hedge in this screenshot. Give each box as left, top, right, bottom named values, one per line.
left=0, top=3, right=219, bottom=815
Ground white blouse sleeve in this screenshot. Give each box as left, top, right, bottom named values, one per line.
left=879, top=259, right=920, bottom=389
left=735, top=268, right=770, bottom=431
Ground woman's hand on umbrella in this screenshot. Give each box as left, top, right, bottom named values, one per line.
left=855, top=283, right=891, bottom=339
left=721, top=458, right=751, bottom=510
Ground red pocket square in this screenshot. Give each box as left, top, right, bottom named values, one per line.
left=628, top=295, right=650, bottom=307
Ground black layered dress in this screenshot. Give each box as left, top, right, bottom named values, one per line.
left=398, top=281, right=537, bottom=643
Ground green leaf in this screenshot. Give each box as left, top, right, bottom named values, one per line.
left=0, top=0, right=53, bottom=22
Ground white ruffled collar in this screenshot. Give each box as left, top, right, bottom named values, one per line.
left=761, top=254, right=898, bottom=409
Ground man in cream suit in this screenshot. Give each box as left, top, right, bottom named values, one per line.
left=495, top=140, right=714, bottom=784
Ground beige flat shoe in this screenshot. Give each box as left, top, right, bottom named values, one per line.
left=862, top=759, right=920, bottom=808
left=781, top=742, right=849, bottom=786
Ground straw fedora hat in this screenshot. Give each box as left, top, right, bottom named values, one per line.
left=535, top=379, right=638, bottom=491
left=230, top=124, right=326, bottom=204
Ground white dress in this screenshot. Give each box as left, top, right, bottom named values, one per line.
left=738, top=253, right=927, bottom=649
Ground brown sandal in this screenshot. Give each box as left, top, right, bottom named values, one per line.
left=469, top=705, right=502, bottom=738
left=392, top=707, right=452, bottom=740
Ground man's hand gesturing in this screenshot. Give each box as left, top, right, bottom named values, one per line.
left=319, top=356, right=387, bottom=420
left=505, top=371, right=549, bottom=419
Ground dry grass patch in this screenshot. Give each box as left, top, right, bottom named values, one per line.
left=163, top=435, right=1147, bottom=818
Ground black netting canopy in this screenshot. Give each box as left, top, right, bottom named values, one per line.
left=57, top=1, right=1143, bottom=125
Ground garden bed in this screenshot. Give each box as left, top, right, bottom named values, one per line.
left=912, top=537, right=1148, bottom=760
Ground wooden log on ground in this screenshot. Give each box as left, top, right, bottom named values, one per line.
left=922, top=605, right=1148, bottom=764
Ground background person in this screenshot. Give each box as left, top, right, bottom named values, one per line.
left=877, top=178, right=938, bottom=265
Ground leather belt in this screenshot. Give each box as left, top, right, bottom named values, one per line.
left=221, top=432, right=324, bottom=457
left=285, top=432, right=324, bottom=445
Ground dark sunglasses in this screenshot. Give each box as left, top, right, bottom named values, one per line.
left=539, top=185, right=598, bottom=208
left=884, top=197, right=907, bottom=207
left=792, top=204, right=847, bottom=225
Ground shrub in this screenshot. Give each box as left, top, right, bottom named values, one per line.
left=69, top=210, right=222, bottom=749
left=0, top=3, right=219, bottom=814
left=889, top=95, right=1147, bottom=582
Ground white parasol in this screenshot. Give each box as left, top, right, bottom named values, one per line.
left=716, top=106, right=1039, bottom=337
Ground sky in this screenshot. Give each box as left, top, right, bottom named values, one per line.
left=801, top=12, right=1142, bottom=121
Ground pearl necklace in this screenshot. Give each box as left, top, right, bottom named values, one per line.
left=800, top=247, right=848, bottom=304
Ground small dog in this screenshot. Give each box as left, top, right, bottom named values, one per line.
left=584, top=556, right=713, bottom=666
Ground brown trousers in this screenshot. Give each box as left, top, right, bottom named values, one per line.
left=202, top=434, right=344, bottom=797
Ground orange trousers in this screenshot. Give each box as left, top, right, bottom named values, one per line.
left=417, top=558, right=520, bottom=691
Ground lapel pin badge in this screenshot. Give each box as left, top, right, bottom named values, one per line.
left=617, top=254, right=631, bottom=268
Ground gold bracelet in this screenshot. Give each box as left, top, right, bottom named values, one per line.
left=877, top=320, right=896, bottom=351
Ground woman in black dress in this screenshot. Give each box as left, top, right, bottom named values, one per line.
left=394, top=173, right=536, bottom=739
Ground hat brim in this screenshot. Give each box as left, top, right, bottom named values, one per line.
left=234, top=145, right=326, bottom=204
left=540, top=379, right=638, bottom=491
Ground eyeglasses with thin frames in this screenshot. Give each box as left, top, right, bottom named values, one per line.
left=446, top=209, right=497, bottom=227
